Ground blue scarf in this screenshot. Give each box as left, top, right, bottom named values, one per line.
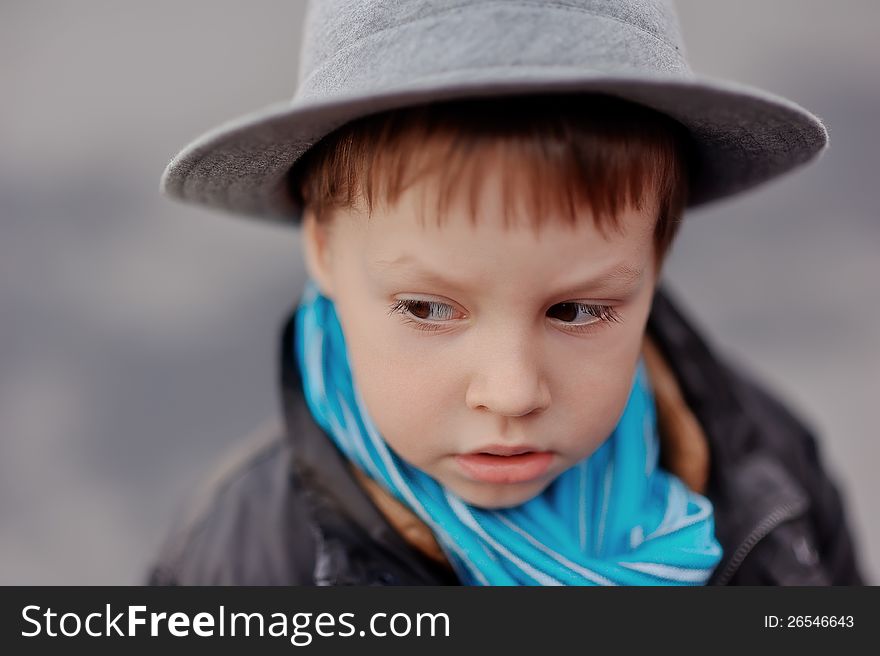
left=294, top=279, right=723, bottom=585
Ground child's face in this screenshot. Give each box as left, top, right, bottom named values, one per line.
left=302, top=163, right=659, bottom=509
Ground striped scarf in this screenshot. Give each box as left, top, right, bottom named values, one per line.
left=294, top=279, right=723, bottom=585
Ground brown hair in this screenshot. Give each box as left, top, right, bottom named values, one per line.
left=288, top=93, right=693, bottom=263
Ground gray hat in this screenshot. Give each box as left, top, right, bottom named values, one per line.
left=161, top=0, right=829, bottom=224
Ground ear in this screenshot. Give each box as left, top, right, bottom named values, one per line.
left=300, top=208, right=336, bottom=299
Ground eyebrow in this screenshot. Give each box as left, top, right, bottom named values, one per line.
left=369, top=255, right=645, bottom=298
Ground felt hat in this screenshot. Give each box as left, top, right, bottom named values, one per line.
left=161, top=0, right=829, bottom=224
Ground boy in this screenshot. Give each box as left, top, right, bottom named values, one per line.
left=150, top=0, right=864, bottom=585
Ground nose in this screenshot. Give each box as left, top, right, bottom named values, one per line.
left=465, top=331, right=551, bottom=418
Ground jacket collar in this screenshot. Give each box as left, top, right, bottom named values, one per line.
left=644, top=284, right=811, bottom=584
left=279, top=281, right=810, bottom=585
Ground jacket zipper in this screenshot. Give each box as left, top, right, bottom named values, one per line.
left=712, top=497, right=809, bottom=586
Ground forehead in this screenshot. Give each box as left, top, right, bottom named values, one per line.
left=340, top=164, right=657, bottom=297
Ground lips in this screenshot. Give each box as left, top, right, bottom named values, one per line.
left=455, top=447, right=553, bottom=484
left=469, top=444, right=540, bottom=456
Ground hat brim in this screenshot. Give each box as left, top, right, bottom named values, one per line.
left=161, top=70, right=828, bottom=223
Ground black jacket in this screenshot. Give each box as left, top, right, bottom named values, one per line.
left=147, top=284, right=866, bottom=586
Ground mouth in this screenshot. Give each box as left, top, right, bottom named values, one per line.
left=455, top=447, right=553, bottom=484
left=468, top=444, right=540, bottom=456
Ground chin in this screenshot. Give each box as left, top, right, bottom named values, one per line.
left=453, top=478, right=550, bottom=509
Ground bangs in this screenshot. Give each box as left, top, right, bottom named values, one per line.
left=289, top=93, right=693, bottom=258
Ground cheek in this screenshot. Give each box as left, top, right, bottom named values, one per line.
left=339, top=311, right=458, bottom=461
left=551, top=328, right=648, bottom=454
left=560, top=367, right=638, bottom=448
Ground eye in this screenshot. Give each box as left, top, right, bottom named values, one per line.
left=388, top=298, right=458, bottom=331
left=388, top=298, right=623, bottom=334
left=547, top=302, right=623, bottom=333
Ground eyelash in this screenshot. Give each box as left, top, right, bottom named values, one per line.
left=387, top=299, right=623, bottom=334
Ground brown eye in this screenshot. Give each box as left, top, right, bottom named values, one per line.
left=547, top=303, right=600, bottom=325
left=549, top=302, right=581, bottom=323
left=389, top=299, right=456, bottom=323
left=547, top=302, right=622, bottom=328
left=408, top=301, right=432, bottom=320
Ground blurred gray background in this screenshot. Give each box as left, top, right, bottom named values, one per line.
left=1, top=1, right=877, bottom=584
